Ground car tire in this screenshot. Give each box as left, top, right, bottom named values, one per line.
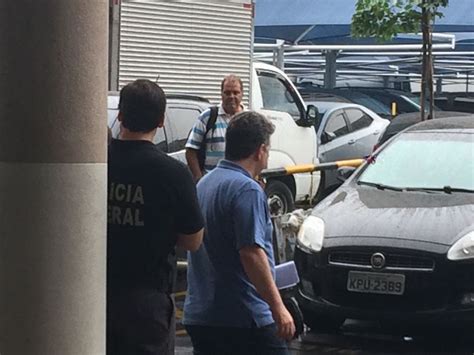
left=265, top=180, right=295, bottom=216
left=303, top=313, right=345, bottom=333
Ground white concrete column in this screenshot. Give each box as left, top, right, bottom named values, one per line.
left=0, top=1, right=108, bottom=354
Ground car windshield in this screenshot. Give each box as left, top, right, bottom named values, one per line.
left=402, top=94, right=441, bottom=112
left=358, top=131, right=474, bottom=191
left=349, top=96, right=392, bottom=116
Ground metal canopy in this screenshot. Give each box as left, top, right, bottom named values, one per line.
left=253, top=0, right=474, bottom=92
left=254, top=0, right=474, bottom=45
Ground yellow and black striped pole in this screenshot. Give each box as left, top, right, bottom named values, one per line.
left=260, top=159, right=365, bottom=179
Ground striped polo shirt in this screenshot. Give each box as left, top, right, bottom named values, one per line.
left=185, top=104, right=244, bottom=172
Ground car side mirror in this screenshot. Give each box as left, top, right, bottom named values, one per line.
left=336, top=166, right=356, bottom=183
left=306, top=104, right=320, bottom=126
left=321, top=131, right=336, bottom=144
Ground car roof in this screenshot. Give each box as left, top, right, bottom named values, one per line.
left=405, top=115, right=474, bottom=132
left=378, top=112, right=473, bottom=145
left=337, top=87, right=409, bottom=94
left=107, top=91, right=211, bottom=110
left=306, top=100, right=365, bottom=111
left=108, top=91, right=209, bottom=102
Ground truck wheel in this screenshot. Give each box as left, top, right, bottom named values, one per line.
left=265, top=180, right=295, bottom=216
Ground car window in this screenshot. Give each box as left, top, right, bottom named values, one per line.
left=372, top=93, right=418, bottom=114
left=108, top=109, right=120, bottom=138
left=358, top=132, right=474, bottom=190
left=324, top=110, right=349, bottom=138
left=258, top=74, right=302, bottom=120
left=166, top=106, right=202, bottom=153
left=350, top=97, right=392, bottom=116
left=401, top=94, right=441, bottom=112
left=345, top=108, right=373, bottom=131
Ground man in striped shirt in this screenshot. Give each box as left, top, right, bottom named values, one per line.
left=185, top=75, right=244, bottom=181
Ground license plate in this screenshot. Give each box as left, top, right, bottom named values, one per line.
left=347, top=271, right=405, bottom=295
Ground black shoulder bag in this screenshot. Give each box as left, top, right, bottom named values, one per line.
left=196, top=106, right=218, bottom=170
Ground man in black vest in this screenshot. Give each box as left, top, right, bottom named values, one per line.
left=107, top=79, right=204, bottom=355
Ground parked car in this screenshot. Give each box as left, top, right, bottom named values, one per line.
left=294, top=116, right=474, bottom=333
left=376, top=111, right=473, bottom=147
left=336, top=87, right=441, bottom=116
left=298, top=84, right=393, bottom=119
left=108, top=85, right=321, bottom=215
left=435, top=95, right=474, bottom=114
left=108, top=92, right=212, bottom=164
left=306, top=101, right=389, bottom=199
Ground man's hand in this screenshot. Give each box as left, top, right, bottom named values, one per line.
left=185, top=148, right=203, bottom=182
left=272, top=305, right=296, bottom=341
left=239, top=245, right=296, bottom=341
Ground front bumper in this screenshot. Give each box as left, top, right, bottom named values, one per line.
left=294, top=243, right=474, bottom=326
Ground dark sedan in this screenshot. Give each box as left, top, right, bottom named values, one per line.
left=295, top=117, right=474, bottom=332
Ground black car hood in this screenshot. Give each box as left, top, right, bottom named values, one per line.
left=315, top=186, right=474, bottom=246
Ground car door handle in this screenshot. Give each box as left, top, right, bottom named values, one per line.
left=373, top=130, right=380, bottom=135
left=348, top=139, right=355, bottom=145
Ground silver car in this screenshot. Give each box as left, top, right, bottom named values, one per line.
left=108, top=92, right=211, bottom=165
left=308, top=101, right=389, bottom=198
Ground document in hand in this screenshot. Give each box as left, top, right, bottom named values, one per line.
left=275, top=261, right=300, bottom=290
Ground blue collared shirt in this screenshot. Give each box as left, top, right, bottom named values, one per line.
left=183, top=160, right=275, bottom=328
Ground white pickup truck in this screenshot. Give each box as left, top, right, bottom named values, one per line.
left=109, top=0, right=321, bottom=213
left=109, top=62, right=321, bottom=214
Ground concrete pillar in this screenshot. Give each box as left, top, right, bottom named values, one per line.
left=109, top=0, right=120, bottom=91
left=324, top=50, right=337, bottom=89
left=0, top=1, right=108, bottom=355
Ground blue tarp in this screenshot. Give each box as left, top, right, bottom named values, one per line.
left=254, top=0, right=474, bottom=45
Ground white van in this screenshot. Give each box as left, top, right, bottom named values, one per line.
left=108, top=62, right=320, bottom=214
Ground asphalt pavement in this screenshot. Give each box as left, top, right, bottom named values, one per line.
left=174, top=290, right=474, bottom=355
left=176, top=319, right=474, bottom=354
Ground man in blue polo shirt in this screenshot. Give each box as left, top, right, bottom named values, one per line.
left=183, top=111, right=295, bottom=355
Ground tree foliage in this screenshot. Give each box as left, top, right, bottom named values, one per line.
left=351, top=0, right=448, bottom=42
left=351, top=0, right=449, bottom=120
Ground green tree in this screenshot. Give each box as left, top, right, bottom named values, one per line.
left=352, top=0, right=449, bottom=120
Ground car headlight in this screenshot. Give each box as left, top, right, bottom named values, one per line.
left=296, top=216, right=325, bottom=253
left=447, top=231, right=474, bottom=261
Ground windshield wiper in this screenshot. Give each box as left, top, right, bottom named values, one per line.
left=405, top=186, right=474, bottom=194
left=357, top=181, right=404, bottom=192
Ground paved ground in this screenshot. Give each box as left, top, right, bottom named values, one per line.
left=174, top=290, right=474, bottom=355
left=176, top=320, right=474, bottom=355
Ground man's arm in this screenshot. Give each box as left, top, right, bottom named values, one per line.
left=185, top=148, right=203, bottom=182
left=176, top=228, right=204, bottom=252
left=239, top=245, right=295, bottom=341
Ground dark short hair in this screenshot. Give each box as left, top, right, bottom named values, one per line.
left=225, top=111, right=275, bottom=161
left=220, top=75, right=243, bottom=93
left=119, top=79, right=166, bottom=132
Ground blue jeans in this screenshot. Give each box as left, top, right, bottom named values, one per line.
left=185, top=323, right=289, bottom=355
